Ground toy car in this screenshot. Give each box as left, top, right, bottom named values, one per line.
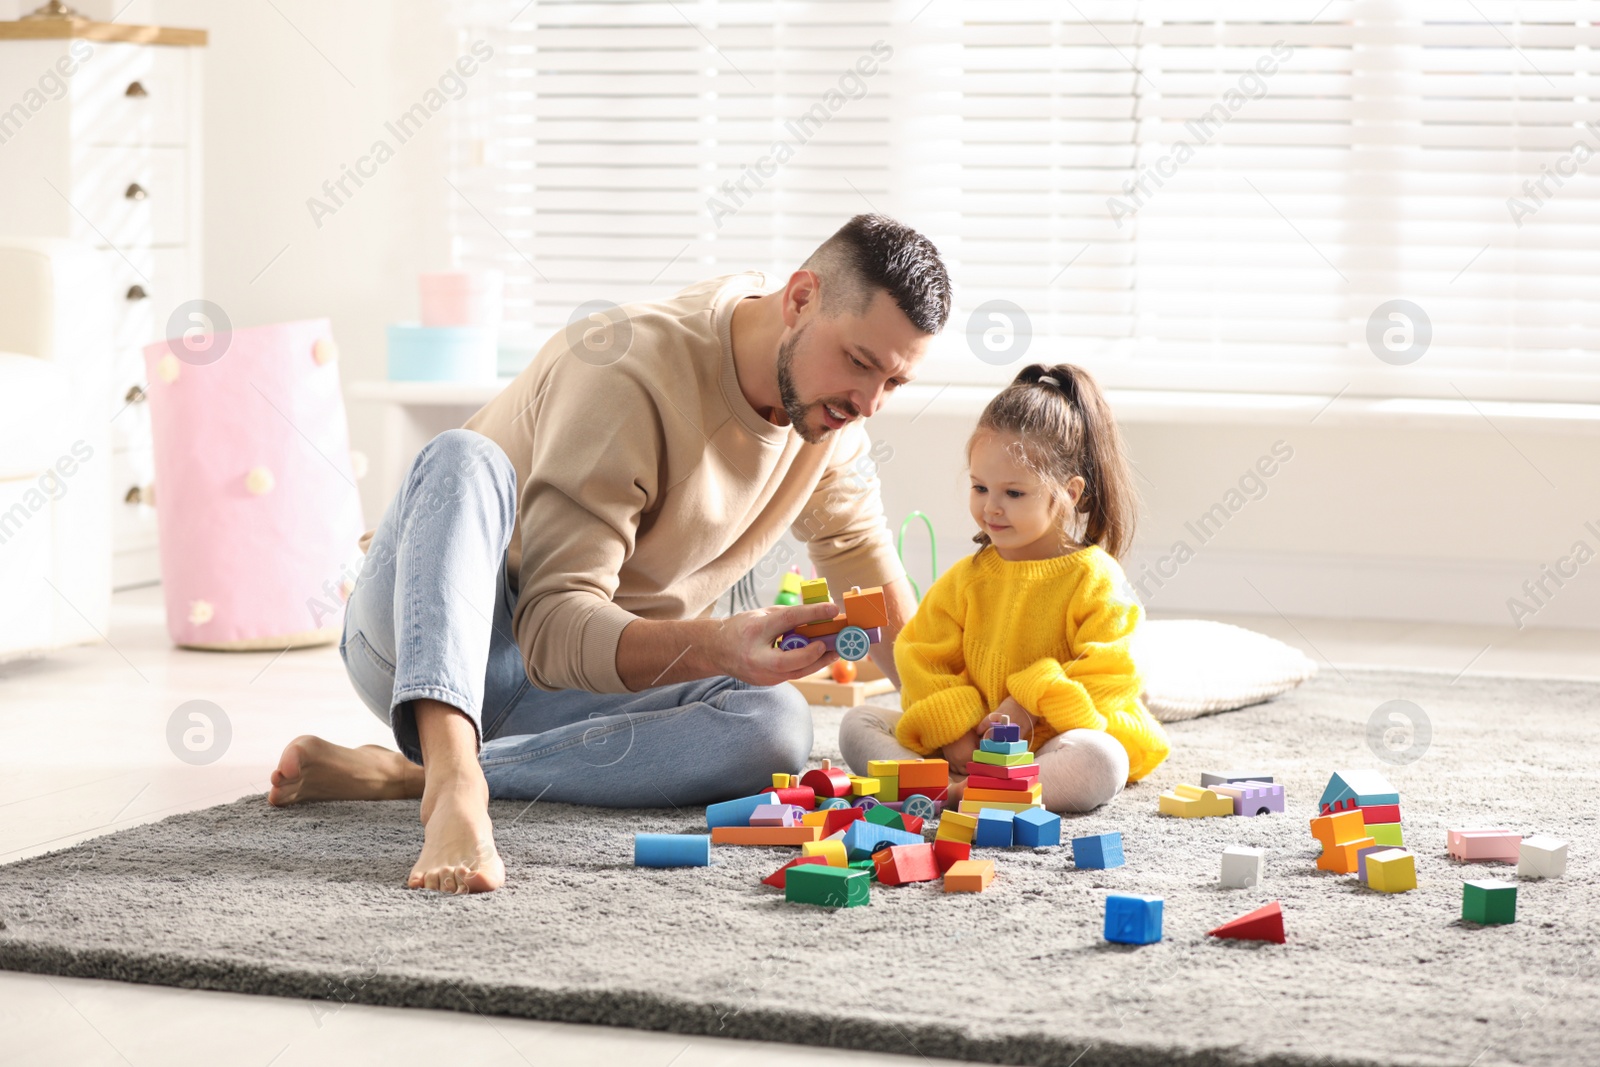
left=775, top=581, right=888, bottom=663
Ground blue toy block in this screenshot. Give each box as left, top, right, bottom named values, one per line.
left=705, top=793, right=777, bottom=829
left=1072, top=831, right=1125, bottom=869
left=840, top=820, right=923, bottom=861
left=974, top=808, right=1015, bottom=847
left=1013, top=807, right=1062, bottom=847
left=1318, top=769, right=1399, bottom=813
left=1105, top=894, right=1163, bottom=945
left=979, top=738, right=1029, bottom=756
left=989, top=723, right=1022, bottom=744
left=634, top=833, right=711, bottom=868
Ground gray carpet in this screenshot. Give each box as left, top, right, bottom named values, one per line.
left=1, top=668, right=1595, bottom=1067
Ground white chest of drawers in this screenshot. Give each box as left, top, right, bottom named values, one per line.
left=0, top=15, right=205, bottom=588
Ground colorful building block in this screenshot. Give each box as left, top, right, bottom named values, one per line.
left=822, top=806, right=865, bottom=837
left=786, top=864, right=870, bottom=907
left=1073, top=832, right=1124, bottom=869
left=989, top=720, right=1022, bottom=744
left=634, top=833, right=711, bottom=868
left=771, top=773, right=797, bottom=789
left=866, top=759, right=901, bottom=780
left=968, top=783, right=1044, bottom=805
left=843, top=584, right=889, bottom=628
left=761, top=855, right=828, bottom=888
left=1366, top=821, right=1403, bottom=847
left=935, top=810, right=978, bottom=844
left=841, top=820, right=922, bottom=860
left=1355, top=843, right=1397, bottom=884
left=979, top=738, right=1029, bottom=756
left=943, top=859, right=995, bottom=892
left=1311, top=809, right=1371, bottom=872
left=1208, top=900, right=1284, bottom=944
left=1105, top=894, right=1163, bottom=944
left=933, top=837, right=970, bottom=873
left=1462, top=879, right=1517, bottom=924
left=750, top=804, right=806, bottom=827
left=1518, top=835, right=1569, bottom=879
left=801, top=839, right=848, bottom=867
left=1354, top=803, right=1400, bottom=825
left=865, top=804, right=907, bottom=829
left=964, top=761, right=1039, bottom=780
left=1159, top=784, right=1235, bottom=819
left=710, top=825, right=822, bottom=846
left=974, top=808, right=1015, bottom=847
left=1366, top=848, right=1416, bottom=893
left=1319, top=769, right=1399, bottom=814
left=1013, top=807, right=1062, bottom=847
left=801, top=759, right=852, bottom=800
left=897, top=758, right=950, bottom=789
left=1448, top=828, right=1521, bottom=864
left=971, top=749, right=1033, bottom=768
left=958, top=798, right=1044, bottom=815
left=965, top=772, right=1039, bottom=792
left=848, top=775, right=880, bottom=797
left=874, top=842, right=941, bottom=885
left=875, top=775, right=899, bottom=803
left=1210, top=781, right=1286, bottom=817
left=799, top=577, right=830, bottom=604
left=1200, top=770, right=1275, bottom=787
left=1219, top=846, right=1264, bottom=888
left=706, top=792, right=779, bottom=829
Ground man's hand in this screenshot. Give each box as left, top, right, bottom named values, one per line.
left=709, top=599, right=844, bottom=686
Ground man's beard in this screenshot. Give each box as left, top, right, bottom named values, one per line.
left=777, top=323, right=854, bottom=446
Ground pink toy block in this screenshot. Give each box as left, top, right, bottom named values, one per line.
left=750, top=804, right=806, bottom=827
left=1448, top=828, right=1521, bottom=864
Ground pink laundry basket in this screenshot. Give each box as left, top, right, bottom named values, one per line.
left=141, top=318, right=364, bottom=650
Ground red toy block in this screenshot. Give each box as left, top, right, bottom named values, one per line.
left=901, top=814, right=926, bottom=835
left=800, top=759, right=852, bottom=799
left=761, top=785, right=817, bottom=808
left=898, top=759, right=950, bottom=789
left=1357, top=803, right=1401, bottom=825
left=873, top=843, right=941, bottom=886
left=964, top=761, right=1040, bottom=780
left=1208, top=900, right=1286, bottom=944
left=823, top=806, right=866, bottom=837
left=932, top=838, right=970, bottom=873
left=761, top=855, right=829, bottom=889
left=966, top=773, right=1039, bottom=792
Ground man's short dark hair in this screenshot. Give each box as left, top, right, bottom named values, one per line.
left=801, top=214, right=952, bottom=334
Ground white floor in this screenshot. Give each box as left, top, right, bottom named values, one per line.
left=1, top=587, right=1595, bottom=1067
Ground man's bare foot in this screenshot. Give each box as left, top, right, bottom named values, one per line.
left=268, top=735, right=424, bottom=807
left=409, top=778, right=504, bottom=894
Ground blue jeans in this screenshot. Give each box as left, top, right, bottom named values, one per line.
left=339, top=429, right=813, bottom=807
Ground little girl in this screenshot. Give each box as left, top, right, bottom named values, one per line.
left=841, top=363, right=1170, bottom=812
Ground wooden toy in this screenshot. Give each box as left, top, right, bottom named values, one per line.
left=875, top=775, right=900, bottom=803
left=965, top=772, right=1038, bottom=792
left=760, top=785, right=817, bottom=808
left=706, top=792, right=779, bottom=829
left=711, top=825, right=822, bottom=846
left=979, top=738, right=1029, bottom=756
left=634, top=833, right=711, bottom=868
left=1319, top=770, right=1399, bottom=814
left=776, top=570, right=805, bottom=606
left=1208, top=900, right=1285, bottom=944
left=1209, top=781, right=1285, bottom=817
left=959, top=798, right=1043, bottom=815
left=1367, top=822, right=1404, bottom=847
left=971, top=749, right=1033, bottom=768
left=874, top=843, right=941, bottom=885
left=866, top=759, right=902, bottom=779
left=964, top=760, right=1039, bottom=780
left=933, top=838, right=971, bottom=873
left=1355, top=843, right=1398, bottom=884
left=943, top=859, right=995, bottom=892
left=823, top=806, right=866, bottom=836
left=1200, top=770, right=1275, bottom=787
left=1310, top=809, right=1374, bottom=873
left=831, top=659, right=857, bottom=685
left=771, top=773, right=796, bottom=789
left=968, top=783, right=1044, bottom=804
left=1518, top=835, right=1569, bottom=879
left=1104, top=894, right=1163, bottom=944
left=801, top=839, right=848, bottom=867
left=1353, top=803, right=1400, bottom=824
left=1013, top=807, right=1062, bottom=847
left=801, top=759, right=852, bottom=799
left=935, top=811, right=978, bottom=844
left=848, top=775, right=881, bottom=797
left=864, top=804, right=907, bottom=830
left=799, top=577, right=830, bottom=604
left=762, top=855, right=828, bottom=888
left=750, top=804, right=806, bottom=827
left=1462, top=879, right=1517, bottom=924
left=789, top=656, right=895, bottom=707
left=841, top=821, right=922, bottom=860
left=777, top=582, right=887, bottom=662
left=897, top=758, right=950, bottom=790
left=1219, top=846, right=1264, bottom=888
left=1448, top=828, right=1521, bottom=864
left=1366, top=848, right=1416, bottom=893
left=989, top=721, right=1022, bottom=744
left=1073, top=832, right=1124, bottom=869
left=786, top=864, right=870, bottom=907
left=1159, top=784, right=1235, bottom=819
left=974, top=808, right=1015, bottom=847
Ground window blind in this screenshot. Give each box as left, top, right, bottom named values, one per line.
left=449, top=0, right=1600, bottom=402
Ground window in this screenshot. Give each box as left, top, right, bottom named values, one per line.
left=449, top=1, right=1600, bottom=402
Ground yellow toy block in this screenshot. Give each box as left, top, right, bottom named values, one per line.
left=849, top=775, right=880, bottom=797
left=779, top=572, right=804, bottom=597
left=771, top=773, right=796, bottom=789
left=799, top=578, right=830, bottom=604
left=866, top=760, right=901, bottom=779
left=801, top=810, right=829, bottom=827
left=958, top=798, right=1044, bottom=815
left=1367, top=849, right=1416, bottom=893
left=802, top=839, right=848, bottom=867
left=935, top=811, right=978, bottom=844
left=1158, top=783, right=1234, bottom=819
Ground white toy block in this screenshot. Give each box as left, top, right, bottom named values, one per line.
left=1518, top=835, right=1569, bottom=879
left=1219, top=845, right=1265, bottom=888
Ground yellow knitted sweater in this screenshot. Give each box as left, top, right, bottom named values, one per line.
left=893, top=544, right=1171, bottom=782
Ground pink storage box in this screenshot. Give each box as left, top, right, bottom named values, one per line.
left=419, top=271, right=503, bottom=328
left=141, top=319, right=364, bottom=650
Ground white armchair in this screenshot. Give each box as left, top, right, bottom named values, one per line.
left=0, top=238, right=113, bottom=661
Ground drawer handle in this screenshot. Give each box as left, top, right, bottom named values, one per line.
left=125, top=80, right=148, bottom=98
left=124, top=484, right=155, bottom=506
left=126, top=284, right=147, bottom=301
left=124, top=384, right=147, bottom=404
left=125, top=183, right=148, bottom=201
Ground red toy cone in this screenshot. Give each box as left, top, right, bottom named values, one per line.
left=1208, top=900, right=1286, bottom=944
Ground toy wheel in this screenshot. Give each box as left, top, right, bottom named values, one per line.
left=1256, top=806, right=1272, bottom=816
left=818, top=797, right=849, bottom=810
left=853, top=796, right=880, bottom=810
left=903, top=794, right=936, bottom=821
left=835, top=625, right=871, bottom=661
left=778, top=633, right=811, bottom=652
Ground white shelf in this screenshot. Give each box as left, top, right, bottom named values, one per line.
left=346, top=379, right=510, bottom=406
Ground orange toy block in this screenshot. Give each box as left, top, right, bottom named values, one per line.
left=843, top=585, right=889, bottom=628
left=933, top=838, right=970, bottom=873
left=711, top=826, right=822, bottom=846
left=943, top=859, right=995, bottom=892
left=967, top=783, right=1044, bottom=804
left=898, top=759, right=950, bottom=789
left=1310, top=809, right=1371, bottom=872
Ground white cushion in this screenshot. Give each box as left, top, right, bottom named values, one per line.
left=0, top=353, right=72, bottom=479
left=1133, top=619, right=1318, bottom=722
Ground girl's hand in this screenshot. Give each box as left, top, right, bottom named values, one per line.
left=940, top=729, right=981, bottom=773
left=978, top=697, right=1034, bottom=742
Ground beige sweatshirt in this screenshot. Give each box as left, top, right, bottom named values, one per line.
left=446, top=272, right=905, bottom=694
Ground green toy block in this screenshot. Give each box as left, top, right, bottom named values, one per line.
left=847, top=858, right=879, bottom=880
left=786, top=864, right=870, bottom=907
left=865, top=804, right=906, bottom=830
left=1462, top=880, right=1517, bottom=925
left=971, top=749, right=1032, bottom=768
left=876, top=776, right=898, bottom=802
left=1368, top=822, right=1404, bottom=846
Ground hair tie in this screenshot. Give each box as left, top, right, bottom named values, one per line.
left=1037, top=375, right=1060, bottom=388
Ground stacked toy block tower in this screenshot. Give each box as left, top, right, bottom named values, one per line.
left=960, top=716, right=1044, bottom=816
left=1319, top=770, right=1402, bottom=846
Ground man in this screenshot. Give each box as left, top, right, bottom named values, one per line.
left=267, top=215, right=952, bottom=894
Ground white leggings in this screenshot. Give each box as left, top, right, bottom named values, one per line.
left=839, top=704, right=1129, bottom=814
